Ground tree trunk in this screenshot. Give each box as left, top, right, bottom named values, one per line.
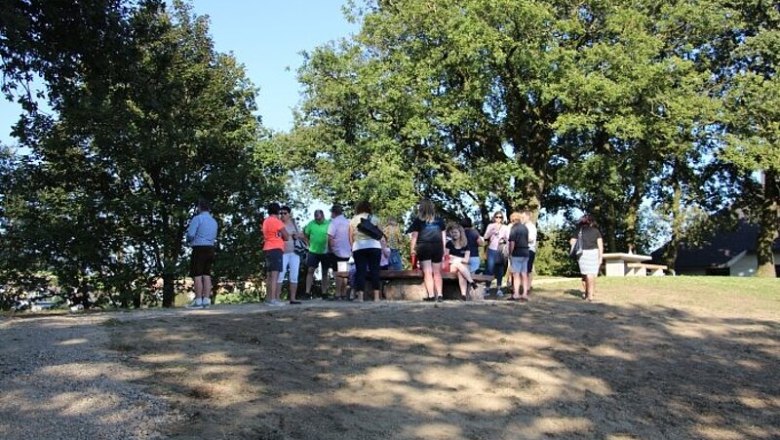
left=162, top=270, right=175, bottom=307
left=755, top=169, right=779, bottom=277
left=663, top=177, right=683, bottom=274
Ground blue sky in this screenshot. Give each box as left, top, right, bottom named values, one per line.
left=0, top=0, right=357, bottom=144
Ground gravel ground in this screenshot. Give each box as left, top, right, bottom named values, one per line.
left=0, top=313, right=185, bottom=440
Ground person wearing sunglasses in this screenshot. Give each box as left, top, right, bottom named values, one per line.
left=277, top=206, right=305, bottom=304
left=483, top=211, right=510, bottom=297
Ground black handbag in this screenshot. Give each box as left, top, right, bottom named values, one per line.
left=357, top=215, right=384, bottom=240
left=570, top=229, right=583, bottom=259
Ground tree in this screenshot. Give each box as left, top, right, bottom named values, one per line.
left=720, top=1, right=780, bottom=277
left=1, top=0, right=282, bottom=307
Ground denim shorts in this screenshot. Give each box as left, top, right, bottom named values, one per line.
left=510, top=256, right=529, bottom=274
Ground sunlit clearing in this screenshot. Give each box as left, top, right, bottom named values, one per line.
left=57, top=338, right=89, bottom=346
left=404, top=423, right=463, bottom=440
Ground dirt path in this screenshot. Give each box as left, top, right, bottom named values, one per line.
left=1, top=279, right=778, bottom=439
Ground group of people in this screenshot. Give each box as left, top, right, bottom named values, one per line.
left=185, top=197, right=603, bottom=308
left=261, top=199, right=541, bottom=304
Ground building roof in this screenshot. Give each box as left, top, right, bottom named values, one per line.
left=651, top=219, right=780, bottom=269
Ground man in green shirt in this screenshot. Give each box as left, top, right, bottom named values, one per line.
left=303, top=209, right=332, bottom=298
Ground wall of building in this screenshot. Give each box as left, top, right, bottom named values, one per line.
left=729, top=252, right=780, bottom=277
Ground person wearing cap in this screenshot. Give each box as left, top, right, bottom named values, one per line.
left=303, top=209, right=331, bottom=298
left=327, top=203, right=351, bottom=300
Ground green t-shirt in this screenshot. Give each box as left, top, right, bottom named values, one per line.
left=303, top=219, right=331, bottom=254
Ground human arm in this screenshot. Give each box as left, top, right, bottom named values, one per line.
left=410, top=231, right=418, bottom=255
left=185, top=216, right=200, bottom=244
left=278, top=224, right=290, bottom=241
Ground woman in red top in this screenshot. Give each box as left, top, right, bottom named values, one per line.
left=263, top=202, right=289, bottom=306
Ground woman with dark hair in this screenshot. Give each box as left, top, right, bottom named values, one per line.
left=349, top=200, right=382, bottom=301
left=570, top=214, right=604, bottom=301
left=483, top=211, right=510, bottom=296
left=409, top=199, right=447, bottom=301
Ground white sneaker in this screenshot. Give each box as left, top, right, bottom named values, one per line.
left=495, top=289, right=504, bottom=297
left=187, top=298, right=203, bottom=308
left=268, top=299, right=285, bottom=306
left=201, top=297, right=211, bottom=308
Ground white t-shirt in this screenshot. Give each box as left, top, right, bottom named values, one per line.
left=327, top=214, right=352, bottom=258
left=525, top=221, right=537, bottom=252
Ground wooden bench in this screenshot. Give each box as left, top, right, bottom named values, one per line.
left=334, top=270, right=494, bottom=301
left=625, top=263, right=668, bottom=276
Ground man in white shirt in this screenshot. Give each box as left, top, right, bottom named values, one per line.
left=327, top=204, right=351, bottom=300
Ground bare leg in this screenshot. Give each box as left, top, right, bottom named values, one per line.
left=289, top=282, right=298, bottom=301
left=373, top=289, right=380, bottom=301
left=432, top=262, right=443, bottom=299
left=581, top=275, right=587, bottom=299
left=420, top=260, right=435, bottom=299
left=202, top=276, right=212, bottom=301
left=193, top=276, right=204, bottom=299
left=335, top=276, right=346, bottom=299
left=455, top=267, right=467, bottom=298
left=321, top=267, right=330, bottom=297
left=520, top=273, right=529, bottom=299
left=512, top=272, right=522, bottom=299
left=306, top=267, right=315, bottom=296
left=586, top=274, right=596, bottom=301
left=267, top=271, right=280, bottom=302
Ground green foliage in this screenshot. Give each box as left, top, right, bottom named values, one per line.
left=0, top=0, right=285, bottom=308
left=533, top=225, right=578, bottom=277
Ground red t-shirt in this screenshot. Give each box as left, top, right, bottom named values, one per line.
left=262, top=216, right=286, bottom=251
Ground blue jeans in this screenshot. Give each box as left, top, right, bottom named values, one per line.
left=468, top=256, right=481, bottom=273
left=388, top=249, right=403, bottom=270
left=486, top=248, right=505, bottom=288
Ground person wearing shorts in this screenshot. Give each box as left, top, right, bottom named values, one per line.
left=303, top=209, right=331, bottom=298
left=327, top=204, right=352, bottom=300
left=508, top=211, right=530, bottom=301
left=263, top=202, right=289, bottom=306
left=408, top=199, right=446, bottom=301
left=186, top=199, right=218, bottom=308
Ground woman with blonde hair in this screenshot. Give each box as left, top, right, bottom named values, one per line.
left=446, top=222, right=479, bottom=300
left=408, top=199, right=447, bottom=301
left=507, top=211, right=530, bottom=301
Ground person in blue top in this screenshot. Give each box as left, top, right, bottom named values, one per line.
left=186, top=199, right=218, bottom=308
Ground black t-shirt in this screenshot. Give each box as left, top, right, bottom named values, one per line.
left=409, top=217, right=446, bottom=244
left=446, top=240, right=468, bottom=258
left=509, top=223, right=530, bottom=257
left=572, top=225, right=602, bottom=250
left=464, top=228, right=480, bottom=255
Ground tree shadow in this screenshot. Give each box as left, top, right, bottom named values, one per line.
left=1, top=291, right=778, bottom=440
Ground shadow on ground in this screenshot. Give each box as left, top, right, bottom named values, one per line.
left=1, top=284, right=778, bottom=440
